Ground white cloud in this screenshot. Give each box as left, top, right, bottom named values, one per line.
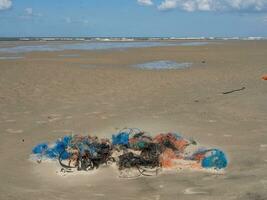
left=158, top=0, right=267, bottom=12
left=137, top=0, right=154, bottom=6
left=20, top=8, right=43, bottom=19
left=158, top=0, right=178, bottom=10
left=83, top=19, right=89, bottom=24
left=65, top=17, right=72, bottom=23
left=64, top=17, right=90, bottom=25
left=0, top=0, right=12, bottom=10
left=25, top=8, right=33, bottom=15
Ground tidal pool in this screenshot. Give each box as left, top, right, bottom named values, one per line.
left=134, top=60, right=193, bottom=70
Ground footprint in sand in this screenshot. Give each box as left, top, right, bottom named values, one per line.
left=93, top=194, right=105, bottom=197
left=84, top=111, right=102, bottom=116
left=6, top=129, right=23, bottom=134
left=260, top=144, right=267, bottom=151
left=48, top=114, right=61, bottom=117
left=5, top=119, right=16, bottom=123
left=150, top=195, right=161, bottom=200
left=260, top=180, right=267, bottom=189
left=208, top=120, right=217, bottom=123
left=108, top=114, right=117, bottom=117
left=52, top=130, right=73, bottom=134
left=100, top=116, right=108, bottom=120
left=37, top=114, right=63, bottom=123
left=65, top=116, right=73, bottom=119
left=85, top=112, right=108, bottom=120
left=92, top=111, right=102, bottom=114
left=184, top=187, right=208, bottom=195
left=47, top=115, right=62, bottom=122
left=36, top=120, right=47, bottom=124
left=223, top=134, right=232, bottom=137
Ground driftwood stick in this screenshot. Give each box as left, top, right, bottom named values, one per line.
left=222, top=87, right=246, bottom=95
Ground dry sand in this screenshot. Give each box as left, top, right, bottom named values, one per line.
left=0, top=40, right=267, bottom=200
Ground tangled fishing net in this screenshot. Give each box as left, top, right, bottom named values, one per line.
left=31, top=128, right=228, bottom=178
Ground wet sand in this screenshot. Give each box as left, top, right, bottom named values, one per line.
left=0, top=40, right=267, bottom=200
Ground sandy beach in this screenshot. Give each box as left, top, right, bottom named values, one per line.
left=0, top=40, right=267, bottom=200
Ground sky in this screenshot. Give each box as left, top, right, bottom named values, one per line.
left=0, top=0, right=267, bottom=37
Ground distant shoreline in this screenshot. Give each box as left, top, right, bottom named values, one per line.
left=0, top=36, right=266, bottom=42
left=0, top=40, right=212, bottom=54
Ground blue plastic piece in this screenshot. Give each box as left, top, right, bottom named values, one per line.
left=60, top=151, right=70, bottom=160
left=32, top=136, right=73, bottom=159
left=62, top=135, right=72, bottom=145
left=112, top=132, right=129, bottom=145
left=201, top=149, right=228, bottom=169
left=46, top=136, right=72, bottom=159
left=45, top=148, right=58, bottom=158
left=54, top=141, right=67, bottom=154
left=32, top=143, right=48, bottom=154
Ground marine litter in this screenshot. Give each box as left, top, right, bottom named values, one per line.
left=31, top=128, right=228, bottom=178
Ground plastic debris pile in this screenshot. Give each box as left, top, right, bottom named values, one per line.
left=262, top=74, right=267, bottom=80
left=31, top=128, right=228, bottom=178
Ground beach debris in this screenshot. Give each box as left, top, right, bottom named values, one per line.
left=262, top=75, right=267, bottom=80
left=189, top=149, right=227, bottom=169
left=31, top=128, right=228, bottom=178
left=222, top=87, right=246, bottom=94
